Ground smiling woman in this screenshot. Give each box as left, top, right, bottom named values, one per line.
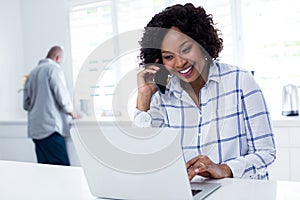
left=134, top=3, right=276, bottom=180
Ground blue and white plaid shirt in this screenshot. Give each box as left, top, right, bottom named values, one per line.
left=134, top=61, right=276, bottom=179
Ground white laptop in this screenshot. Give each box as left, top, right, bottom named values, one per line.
left=71, top=121, right=221, bottom=200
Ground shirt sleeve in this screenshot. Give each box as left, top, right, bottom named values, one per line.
left=23, top=75, right=31, bottom=111
left=49, top=66, right=73, bottom=113
left=133, top=92, right=166, bottom=128
left=225, top=71, right=276, bottom=179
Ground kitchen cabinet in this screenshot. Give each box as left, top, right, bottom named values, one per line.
left=0, top=120, right=80, bottom=166
left=269, top=120, right=300, bottom=181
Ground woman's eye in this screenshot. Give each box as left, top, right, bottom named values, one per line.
left=181, top=45, right=192, bottom=54
left=163, top=55, right=173, bottom=60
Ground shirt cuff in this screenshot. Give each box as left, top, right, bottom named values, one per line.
left=62, top=103, right=73, bottom=114
left=225, top=159, right=246, bottom=178
left=133, top=108, right=152, bottom=128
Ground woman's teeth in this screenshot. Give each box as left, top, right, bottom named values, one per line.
left=179, top=66, right=193, bottom=74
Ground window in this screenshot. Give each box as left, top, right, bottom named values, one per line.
left=69, top=0, right=113, bottom=82
left=241, top=0, right=300, bottom=116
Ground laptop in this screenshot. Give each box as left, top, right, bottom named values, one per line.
left=71, top=121, right=221, bottom=200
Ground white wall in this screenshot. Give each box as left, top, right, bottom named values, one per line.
left=21, top=0, right=73, bottom=84
left=0, top=0, right=73, bottom=120
left=0, top=0, right=25, bottom=119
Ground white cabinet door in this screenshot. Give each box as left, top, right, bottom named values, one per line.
left=0, top=138, right=36, bottom=162
left=269, top=147, right=290, bottom=181
left=290, top=148, right=300, bottom=181
left=271, top=126, right=300, bottom=181
left=290, top=128, right=300, bottom=181
left=269, top=127, right=290, bottom=180
left=0, top=122, right=80, bottom=166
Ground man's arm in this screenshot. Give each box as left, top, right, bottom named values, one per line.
left=23, top=77, right=31, bottom=111
left=49, top=66, right=73, bottom=114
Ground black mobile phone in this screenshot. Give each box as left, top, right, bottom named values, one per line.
left=153, top=65, right=169, bottom=94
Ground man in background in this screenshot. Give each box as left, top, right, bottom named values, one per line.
left=23, top=45, right=79, bottom=166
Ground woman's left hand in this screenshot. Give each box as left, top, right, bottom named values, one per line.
left=186, top=155, right=233, bottom=181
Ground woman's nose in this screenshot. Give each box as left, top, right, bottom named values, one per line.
left=175, top=55, right=187, bottom=68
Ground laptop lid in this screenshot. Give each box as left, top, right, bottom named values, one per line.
left=71, top=121, right=220, bottom=200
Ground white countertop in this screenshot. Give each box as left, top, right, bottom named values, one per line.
left=0, top=160, right=299, bottom=200
left=0, top=160, right=95, bottom=200
left=205, top=178, right=300, bottom=200
left=272, top=116, right=300, bottom=127
left=0, top=118, right=27, bottom=124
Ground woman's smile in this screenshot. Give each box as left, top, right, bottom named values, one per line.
left=178, top=65, right=194, bottom=77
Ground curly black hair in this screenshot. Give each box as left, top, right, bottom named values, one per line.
left=139, top=3, right=223, bottom=66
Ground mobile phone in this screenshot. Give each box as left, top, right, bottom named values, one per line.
left=153, top=65, right=169, bottom=94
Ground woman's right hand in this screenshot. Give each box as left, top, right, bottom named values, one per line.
left=136, top=63, right=160, bottom=111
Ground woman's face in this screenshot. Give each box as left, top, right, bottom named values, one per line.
left=160, top=27, right=208, bottom=84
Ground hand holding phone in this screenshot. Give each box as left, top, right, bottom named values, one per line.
left=137, top=62, right=162, bottom=111
left=153, top=65, right=169, bottom=94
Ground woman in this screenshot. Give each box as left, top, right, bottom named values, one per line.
left=135, top=3, right=276, bottom=180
